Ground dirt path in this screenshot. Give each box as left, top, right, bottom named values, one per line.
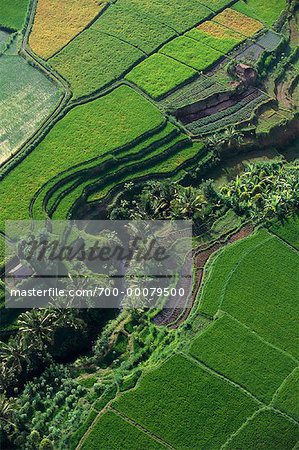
left=153, top=224, right=254, bottom=328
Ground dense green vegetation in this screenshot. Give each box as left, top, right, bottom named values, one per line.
left=272, top=368, right=299, bottom=421
left=232, top=0, right=287, bottom=27
left=126, top=54, right=197, bottom=99
left=0, top=55, right=61, bottom=162
left=0, top=0, right=30, bottom=30
left=114, top=355, right=259, bottom=449
left=160, top=36, right=223, bottom=71
left=271, top=215, right=299, bottom=250
left=190, top=314, right=296, bottom=402
left=81, top=410, right=166, bottom=450
left=223, top=409, right=299, bottom=450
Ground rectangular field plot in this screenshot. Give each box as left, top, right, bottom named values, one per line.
left=0, top=0, right=29, bottom=30
left=213, top=8, right=263, bottom=37
left=160, top=36, right=223, bottom=71
left=81, top=410, right=166, bottom=450
left=92, top=2, right=176, bottom=54
left=0, top=86, right=164, bottom=231
left=199, top=230, right=271, bottom=317
left=271, top=216, right=299, bottom=250
left=50, top=28, right=144, bottom=99
left=223, top=409, right=299, bottom=450
left=232, top=0, right=287, bottom=27
left=0, top=55, right=61, bottom=163
left=257, top=30, right=283, bottom=51
left=119, top=0, right=211, bottom=34
left=272, top=368, right=299, bottom=421
left=113, top=355, right=259, bottom=449
left=190, top=314, right=296, bottom=403
left=126, top=54, right=197, bottom=100
left=29, top=0, right=105, bottom=60
left=186, top=21, right=245, bottom=54
left=221, top=235, right=299, bottom=359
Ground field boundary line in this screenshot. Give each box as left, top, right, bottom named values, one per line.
left=110, top=406, right=174, bottom=449
left=217, top=233, right=273, bottom=311
left=219, top=407, right=265, bottom=450
left=181, top=352, right=263, bottom=406
left=91, top=29, right=148, bottom=56
left=220, top=311, right=299, bottom=364
left=270, top=366, right=299, bottom=407
left=268, top=229, right=299, bottom=254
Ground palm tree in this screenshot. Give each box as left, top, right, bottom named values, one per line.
left=171, top=187, right=206, bottom=219
left=17, top=309, right=57, bottom=351
left=0, top=396, right=15, bottom=428
left=0, top=338, right=28, bottom=379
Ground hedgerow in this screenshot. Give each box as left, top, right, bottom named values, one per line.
left=0, top=86, right=165, bottom=231
left=186, top=22, right=245, bottom=54
left=221, top=235, right=299, bottom=359
left=81, top=410, right=166, bottom=450
left=50, top=29, right=144, bottom=99
left=223, top=409, right=299, bottom=450
left=160, top=36, right=223, bottom=71
left=113, top=355, right=259, bottom=449
left=232, top=0, right=287, bottom=27
left=190, top=314, right=296, bottom=402
left=126, top=54, right=197, bottom=99
left=29, top=0, right=105, bottom=59
left=272, top=367, right=299, bottom=421
left=92, top=2, right=176, bottom=54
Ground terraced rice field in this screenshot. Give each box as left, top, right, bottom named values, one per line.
left=0, top=86, right=165, bottom=230
left=232, top=0, right=287, bottom=27
left=0, top=0, right=30, bottom=30
left=186, top=21, right=246, bottom=53
left=29, top=0, right=106, bottom=59
left=213, top=8, right=264, bottom=37
left=160, top=36, right=223, bottom=71
left=0, top=55, right=61, bottom=163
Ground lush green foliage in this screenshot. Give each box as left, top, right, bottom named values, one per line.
left=50, top=30, right=143, bottom=99
left=272, top=368, right=299, bottom=421
left=190, top=314, right=296, bottom=402
left=114, top=355, right=258, bottom=449
left=126, top=54, right=197, bottom=99
left=160, top=36, right=223, bottom=71
left=223, top=409, right=299, bottom=449
left=0, top=0, right=29, bottom=30
left=0, top=86, right=164, bottom=231
left=220, top=163, right=299, bottom=222
left=199, top=230, right=271, bottom=317
left=81, top=410, right=166, bottom=450
left=92, top=2, right=175, bottom=54
left=221, top=235, right=299, bottom=359
left=232, top=0, right=287, bottom=27
left=0, top=55, right=61, bottom=162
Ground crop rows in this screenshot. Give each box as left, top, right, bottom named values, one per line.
left=186, top=90, right=268, bottom=135
left=213, top=8, right=263, bottom=37
left=257, top=30, right=283, bottom=51
left=232, top=0, right=287, bottom=27
left=162, top=74, right=229, bottom=109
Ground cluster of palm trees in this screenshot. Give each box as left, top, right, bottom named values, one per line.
left=111, top=180, right=209, bottom=222
left=220, top=162, right=299, bottom=222
left=207, top=126, right=245, bottom=155
left=0, top=308, right=82, bottom=445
